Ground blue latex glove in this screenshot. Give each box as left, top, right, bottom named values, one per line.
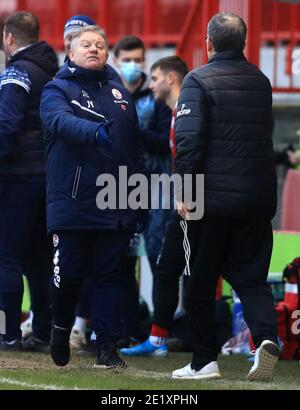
left=96, top=119, right=114, bottom=148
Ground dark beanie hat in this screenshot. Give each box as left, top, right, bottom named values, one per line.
left=64, top=15, right=96, bottom=39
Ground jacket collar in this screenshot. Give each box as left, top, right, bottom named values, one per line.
left=11, top=43, right=33, bottom=58
left=56, top=61, right=110, bottom=84
left=208, top=50, right=246, bottom=63
left=8, top=41, right=58, bottom=77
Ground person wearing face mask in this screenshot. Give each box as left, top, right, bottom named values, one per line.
left=113, top=36, right=171, bottom=162
left=113, top=36, right=172, bottom=347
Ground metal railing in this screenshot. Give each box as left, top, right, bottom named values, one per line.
left=1, top=0, right=300, bottom=91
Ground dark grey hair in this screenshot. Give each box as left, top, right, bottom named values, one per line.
left=4, top=11, right=39, bottom=47
left=207, top=13, right=247, bottom=52
left=151, top=56, right=189, bottom=83
left=70, top=25, right=108, bottom=50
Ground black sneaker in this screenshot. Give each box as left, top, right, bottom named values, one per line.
left=0, top=335, right=22, bottom=351
left=22, top=335, right=50, bottom=353
left=50, top=325, right=71, bottom=366
left=95, top=345, right=127, bottom=369
left=117, top=336, right=139, bottom=349
left=76, top=340, right=96, bottom=357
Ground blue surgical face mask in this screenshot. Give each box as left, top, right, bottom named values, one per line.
left=120, top=61, right=143, bottom=84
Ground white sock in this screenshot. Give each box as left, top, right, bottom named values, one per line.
left=149, top=335, right=166, bottom=347
left=73, top=317, right=87, bottom=333
left=90, top=331, right=96, bottom=341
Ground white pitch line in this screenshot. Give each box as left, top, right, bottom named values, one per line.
left=0, top=377, right=84, bottom=390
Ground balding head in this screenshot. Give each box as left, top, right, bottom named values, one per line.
left=207, top=13, right=247, bottom=53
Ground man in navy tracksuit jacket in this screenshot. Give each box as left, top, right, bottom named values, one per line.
left=62, top=16, right=123, bottom=348
left=40, top=26, right=146, bottom=368
left=0, top=12, right=58, bottom=351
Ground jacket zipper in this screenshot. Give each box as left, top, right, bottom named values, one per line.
left=72, top=166, right=82, bottom=199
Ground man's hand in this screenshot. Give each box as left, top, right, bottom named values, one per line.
left=176, top=201, right=191, bottom=220
left=96, top=119, right=114, bottom=147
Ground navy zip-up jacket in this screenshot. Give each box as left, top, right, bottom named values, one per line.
left=64, top=55, right=122, bottom=85
left=40, top=62, right=146, bottom=234
left=132, top=74, right=172, bottom=175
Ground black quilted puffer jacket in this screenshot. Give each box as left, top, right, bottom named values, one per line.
left=175, top=50, right=277, bottom=220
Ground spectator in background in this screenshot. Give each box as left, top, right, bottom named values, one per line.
left=0, top=11, right=58, bottom=352
left=113, top=35, right=172, bottom=269
left=172, top=13, right=279, bottom=382
left=113, top=36, right=172, bottom=346
left=121, top=56, right=189, bottom=357
left=40, top=26, right=146, bottom=368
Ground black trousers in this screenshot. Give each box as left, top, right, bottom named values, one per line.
left=184, top=215, right=278, bottom=369
left=152, top=212, right=185, bottom=330
left=0, top=178, right=51, bottom=341
left=50, top=230, right=131, bottom=349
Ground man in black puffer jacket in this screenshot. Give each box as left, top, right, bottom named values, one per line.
left=0, top=12, right=58, bottom=351
left=172, top=13, right=279, bottom=382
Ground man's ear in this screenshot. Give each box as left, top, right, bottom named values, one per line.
left=5, top=32, right=14, bottom=46
left=206, top=38, right=213, bottom=54
left=112, top=56, right=119, bottom=68
left=167, top=71, right=176, bottom=85
left=69, top=48, right=75, bottom=62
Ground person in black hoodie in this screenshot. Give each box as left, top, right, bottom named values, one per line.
left=172, top=13, right=279, bottom=382
left=0, top=11, right=58, bottom=351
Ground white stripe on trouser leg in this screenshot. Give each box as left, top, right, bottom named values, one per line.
left=180, top=220, right=191, bottom=276
left=53, top=248, right=61, bottom=288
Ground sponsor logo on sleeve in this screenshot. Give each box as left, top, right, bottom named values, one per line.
left=177, top=104, right=191, bottom=118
